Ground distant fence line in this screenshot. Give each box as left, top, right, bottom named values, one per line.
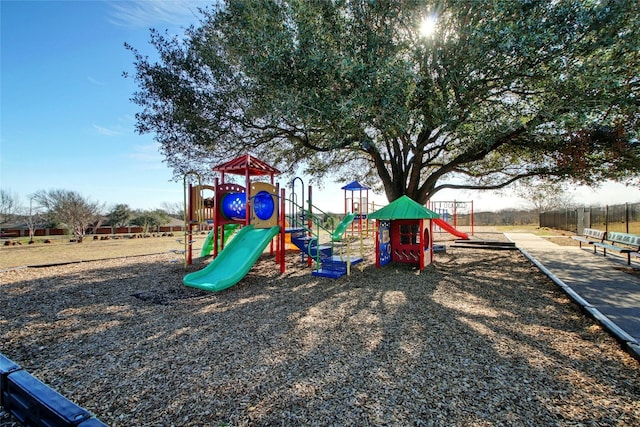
left=539, top=202, right=640, bottom=234
left=1, top=226, right=186, bottom=238
left=459, top=210, right=539, bottom=227
left=5, top=204, right=637, bottom=237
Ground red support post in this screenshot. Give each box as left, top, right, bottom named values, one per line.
left=471, top=200, right=474, bottom=235
left=280, top=188, right=286, bottom=273
left=245, top=164, right=251, bottom=226
left=187, top=183, right=193, bottom=266
left=307, top=185, right=313, bottom=267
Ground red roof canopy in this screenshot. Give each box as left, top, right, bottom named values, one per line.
left=213, top=154, right=281, bottom=176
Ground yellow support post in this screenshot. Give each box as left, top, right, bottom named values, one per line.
left=183, top=171, right=202, bottom=268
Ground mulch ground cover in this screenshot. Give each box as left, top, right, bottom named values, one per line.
left=1, top=235, right=639, bottom=426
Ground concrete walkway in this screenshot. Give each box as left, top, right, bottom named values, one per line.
left=504, top=233, right=640, bottom=360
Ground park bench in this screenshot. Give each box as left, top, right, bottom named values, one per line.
left=593, top=231, right=640, bottom=265
left=571, top=228, right=605, bottom=252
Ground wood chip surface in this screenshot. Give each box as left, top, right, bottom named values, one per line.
left=1, top=235, right=639, bottom=426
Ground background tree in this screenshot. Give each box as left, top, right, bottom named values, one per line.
left=161, top=201, right=184, bottom=220
left=1, top=189, right=22, bottom=230
left=22, top=200, right=45, bottom=244
left=131, top=209, right=170, bottom=234
left=127, top=0, right=640, bottom=204
left=515, top=179, right=575, bottom=214
left=33, top=189, right=104, bottom=242
left=108, top=204, right=133, bottom=234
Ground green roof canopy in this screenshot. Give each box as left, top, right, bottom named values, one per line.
left=368, top=195, right=440, bottom=220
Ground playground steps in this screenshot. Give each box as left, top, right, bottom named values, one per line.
left=289, top=234, right=333, bottom=258
left=285, top=227, right=306, bottom=234
left=288, top=229, right=364, bottom=278
left=311, top=256, right=364, bottom=278
left=450, top=239, right=517, bottom=250
left=433, top=244, right=447, bottom=253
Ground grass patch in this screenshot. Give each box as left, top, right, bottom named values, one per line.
left=1, top=233, right=208, bottom=269
left=494, top=224, right=555, bottom=235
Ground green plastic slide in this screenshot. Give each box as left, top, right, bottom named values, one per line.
left=200, top=224, right=241, bottom=257
left=183, top=225, right=280, bottom=292
left=331, top=212, right=356, bottom=241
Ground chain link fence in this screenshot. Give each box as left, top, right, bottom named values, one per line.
left=539, top=202, right=640, bottom=235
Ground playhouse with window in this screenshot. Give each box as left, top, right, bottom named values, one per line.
left=368, top=195, right=440, bottom=270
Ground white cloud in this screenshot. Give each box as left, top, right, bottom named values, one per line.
left=107, top=0, right=208, bottom=29
left=93, top=116, right=138, bottom=137
left=119, top=114, right=136, bottom=123
left=572, top=182, right=640, bottom=206
left=93, top=124, right=124, bottom=136
left=127, top=143, right=165, bottom=170
left=87, top=76, right=105, bottom=86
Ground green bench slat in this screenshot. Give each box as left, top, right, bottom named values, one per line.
left=572, top=228, right=605, bottom=250
left=593, top=231, right=640, bottom=265
left=593, top=242, right=634, bottom=253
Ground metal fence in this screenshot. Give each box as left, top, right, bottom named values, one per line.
left=539, top=202, right=640, bottom=235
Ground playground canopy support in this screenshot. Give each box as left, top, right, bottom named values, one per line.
left=181, top=154, right=288, bottom=291
left=182, top=154, right=284, bottom=271
left=342, top=180, right=371, bottom=237
left=209, top=155, right=280, bottom=259
left=183, top=165, right=377, bottom=287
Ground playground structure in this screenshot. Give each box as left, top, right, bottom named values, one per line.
left=428, top=200, right=474, bottom=238
left=287, top=178, right=364, bottom=278
left=182, top=172, right=216, bottom=266
left=181, top=154, right=474, bottom=288
left=342, top=181, right=372, bottom=237
left=182, top=155, right=283, bottom=292
left=182, top=155, right=366, bottom=291
left=369, top=196, right=440, bottom=271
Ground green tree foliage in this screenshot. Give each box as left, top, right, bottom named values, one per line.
left=131, top=209, right=170, bottom=234
left=33, top=189, right=103, bottom=242
left=108, top=204, right=133, bottom=233
left=126, top=0, right=640, bottom=204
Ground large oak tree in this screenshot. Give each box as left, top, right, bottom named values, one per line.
left=127, top=0, right=639, bottom=204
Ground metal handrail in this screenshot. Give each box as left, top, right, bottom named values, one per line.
left=285, top=196, right=338, bottom=270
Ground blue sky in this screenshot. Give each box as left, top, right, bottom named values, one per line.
left=1, top=0, right=638, bottom=213
left=1, top=0, right=203, bottom=211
